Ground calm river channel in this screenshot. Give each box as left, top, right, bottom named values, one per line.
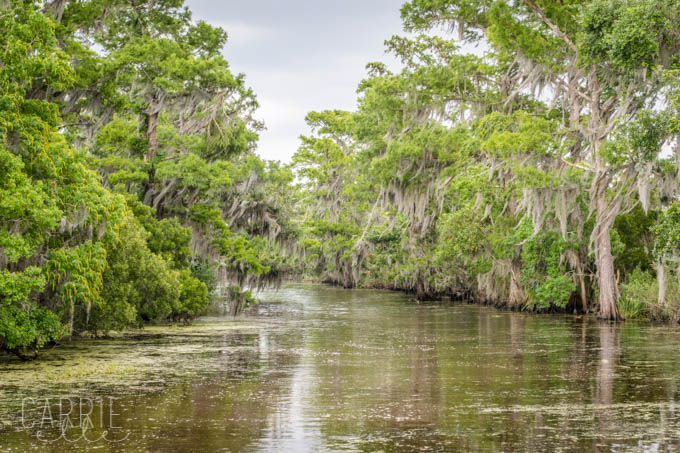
left=1, top=283, right=679, bottom=452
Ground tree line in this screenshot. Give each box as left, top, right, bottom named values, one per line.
left=0, top=0, right=295, bottom=359
left=290, top=0, right=680, bottom=324
left=4, top=0, right=680, bottom=360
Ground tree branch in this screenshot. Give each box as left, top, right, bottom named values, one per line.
left=553, top=74, right=592, bottom=103
left=561, top=157, right=593, bottom=172
left=523, top=0, right=578, bottom=54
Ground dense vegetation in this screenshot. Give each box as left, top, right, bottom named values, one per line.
left=291, top=0, right=680, bottom=324
left=0, top=0, right=295, bottom=359
left=3, top=0, right=680, bottom=359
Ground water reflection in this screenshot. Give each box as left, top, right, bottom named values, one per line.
left=1, top=284, right=680, bottom=452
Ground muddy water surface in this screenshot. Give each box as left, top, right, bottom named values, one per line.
left=1, top=284, right=680, bottom=452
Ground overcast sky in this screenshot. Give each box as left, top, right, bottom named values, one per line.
left=186, top=0, right=406, bottom=162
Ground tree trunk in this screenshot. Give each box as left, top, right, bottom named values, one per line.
left=46, top=0, right=68, bottom=22
left=415, top=277, right=437, bottom=301
left=595, top=196, right=620, bottom=320
left=142, top=109, right=160, bottom=203
left=416, top=279, right=427, bottom=301
left=146, top=111, right=159, bottom=162
left=508, top=255, right=526, bottom=309
left=589, top=70, right=621, bottom=321
left=341, top=264, right=354, bottom=289
left=506, top=188, right=526, bottom=310
left=658, top=259, right=666, bottom=308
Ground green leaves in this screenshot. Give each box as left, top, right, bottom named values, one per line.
left=0, top=268, right=45, bottom=306
left=653, top=202, right=680, bottom=260
left=0, top=4, right=74, bottom=93
left=600, top=109, right=677, bottom=166
left=520, top=231, right=573, bottom=309
left=578, top=0, right=672, bottom=71
left=0, top=3, right=126, bottom=354
left=156, top=154, right=234, bottom=194
left=45, top=241, right=108, bottom=311
left=0, top=150, right=59, bottom=263
left=0, top=0, right=296, bottom=354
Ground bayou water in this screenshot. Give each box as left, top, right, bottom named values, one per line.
left=1, top=284, right=679, bottom=452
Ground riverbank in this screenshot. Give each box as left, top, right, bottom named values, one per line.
left=315, top=276, right=680, bottom=325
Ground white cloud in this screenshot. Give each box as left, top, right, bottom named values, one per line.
left=186, top=0, right=406, bottom=162
left=210, top=21, right=272, bottom=46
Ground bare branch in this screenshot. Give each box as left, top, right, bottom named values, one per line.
left=561, top=157, right=593, bottom=172
left=552, top=74, right=592, bottom=103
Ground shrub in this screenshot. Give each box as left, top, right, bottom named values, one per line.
left=619, top=267, right=680, bottom=321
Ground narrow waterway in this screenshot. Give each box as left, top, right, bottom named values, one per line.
left=1, top=284, right=680, bottom=452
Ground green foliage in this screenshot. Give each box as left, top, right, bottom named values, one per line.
left=436, top=207, right=491, bottom=278
left=225, top=284, right=257, bottom=315
left=654, top=202, right=680, bottom=260
left=90, top=216, right=209, bottom=331
left=600, top=110, right=676, bottom=166
left=175, top=270, right=209, bottom=321
left=8, top=0, right=680, bottom=361
left=616, top=267, right=680, bottom=320
left=0, top=268, right=66, bottom=356
left=0, top=0, right=296, bottom=356
left=618, top=269, right=652, bottom=319
left=45, top=241, right=109, bottom=320
left=92, top=219, right=176, bottom=329
left=0, top=2, right=124, bottom=355
left=578, top=0, right=672, bottom=72
left=614, top=207, right=657, bottom=275
left=288, top=0, right=680, bottom=323
left=521, top=231, right=574, bottom=310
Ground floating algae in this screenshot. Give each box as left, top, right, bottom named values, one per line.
left=0, top=320, right=267, bottom=415
left=1, top=284, right=680, bottom=452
